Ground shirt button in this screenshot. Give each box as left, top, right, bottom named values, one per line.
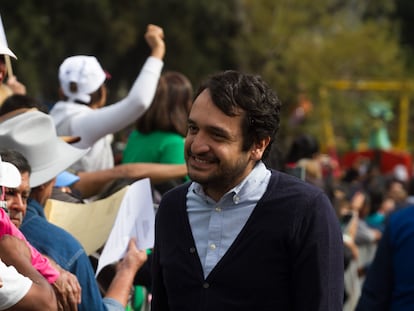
left=215, top=207, right=222, bottom=212
left=203, top=282, right=210, bottom=289
left=233, top=195, right=240, bottom=204
left=189, top=247, right=196, bottom=253
left=210, top=244, right=216, bottom=250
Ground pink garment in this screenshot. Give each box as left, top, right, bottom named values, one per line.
left=0, top=208, right=59, bottom=284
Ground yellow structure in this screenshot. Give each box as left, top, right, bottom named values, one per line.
left=319, top=80, right=414, bottom=151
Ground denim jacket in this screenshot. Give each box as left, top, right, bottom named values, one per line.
left=21, top=198, right=112, bottom=311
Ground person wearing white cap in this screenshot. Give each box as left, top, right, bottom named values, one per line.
left=0, top=156, right=57, bottom=310
left=0, top=93, right=188, bottom=202
left=0, top=110, right=148, bottom=311
left=49, top=24, right=165, bottom=173
left=0, top=42, right=26, bottom=105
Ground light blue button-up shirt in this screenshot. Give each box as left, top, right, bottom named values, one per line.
left=187, top=161, right=271, bottom=278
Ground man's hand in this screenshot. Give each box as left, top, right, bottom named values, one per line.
left=117, top=238, right=148, bottom=273
left=144, top=24, right=165, bottom=60
left=52, top=268, right=82, bottom=311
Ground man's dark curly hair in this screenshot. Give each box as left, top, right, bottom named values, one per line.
left=194, top=70, right=282, bottom=160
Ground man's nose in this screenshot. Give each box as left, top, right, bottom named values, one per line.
left=9, top=195, right=25, bottom=210
left=189, top=132, right=210, bottom=154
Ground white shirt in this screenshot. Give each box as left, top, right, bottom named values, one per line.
left=0, top=259, right=32, bottom=310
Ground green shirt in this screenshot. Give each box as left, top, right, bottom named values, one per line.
left=122, top=130, right=185, bottom=165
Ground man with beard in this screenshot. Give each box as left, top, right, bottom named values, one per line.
left=151, top=70, right=344, bottom=311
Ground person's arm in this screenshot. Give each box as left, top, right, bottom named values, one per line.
left=46, top=258, right=82, bottom=311
left=74, top=163, right=187, bottom=199
left=104, top=238, right=147, bottom=307
left=2, top=208, right=60, bottom=284
left=0, top=235, right=57, bottom=311
left=292, top=192, right=344, bottom=310
left=71, top=24, right=165, bottom=148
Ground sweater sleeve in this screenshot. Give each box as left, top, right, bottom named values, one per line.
left=291, top=191, right=344, bottom=311
left=71, top=56, right=163, bottom=148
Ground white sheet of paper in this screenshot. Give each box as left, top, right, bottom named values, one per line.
left=95, top=178, right=155, bottom=276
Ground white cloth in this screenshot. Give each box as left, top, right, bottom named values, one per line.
left=50, top=56, right=163, bottom=172
left=0, top=259, right=32, bottom=310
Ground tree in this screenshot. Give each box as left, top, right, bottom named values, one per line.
left=235, top=0, right=407, bottom=153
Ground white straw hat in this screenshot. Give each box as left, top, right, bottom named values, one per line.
left=59, top=55, right=106, bottom=103
left=0, top=155, right=21, bottom=187
left=0, top=110, right=89, bottom=187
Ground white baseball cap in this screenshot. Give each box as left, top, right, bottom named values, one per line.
left=0, top=155, right=21, bottom=187
left=59, top=55, right=106, bottom=104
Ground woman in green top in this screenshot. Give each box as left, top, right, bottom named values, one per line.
left=122, top=71, right=192, bottom=191
left=122, top=71, right=193, bottom=310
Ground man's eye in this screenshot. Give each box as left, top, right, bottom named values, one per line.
left=187, top=125, right=197, bottom=133
left=5, top=189, right=15, bottom=196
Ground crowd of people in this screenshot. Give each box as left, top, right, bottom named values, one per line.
left=0, top=21, right=412, bottom=311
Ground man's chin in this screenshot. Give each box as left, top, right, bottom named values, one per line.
left=188, top=172, right=209, bottom=185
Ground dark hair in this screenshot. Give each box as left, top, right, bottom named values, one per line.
left=0, top=94, right=49, bottom=116
left=194, top=70, right=281, bottom=159
left=136, top=71, right=193, bottom=136
left=65, top=82, right=105, bottom=106
left=0, top=149, right=31, bottom=175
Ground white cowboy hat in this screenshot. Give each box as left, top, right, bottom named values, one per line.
left=0, top=110, right=89, bottom=187
left=0, top=155, right=21, bottom=187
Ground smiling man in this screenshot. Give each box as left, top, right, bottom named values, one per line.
left=151, top=70, right=344, bottom=311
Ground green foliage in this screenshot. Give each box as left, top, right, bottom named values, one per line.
left=235, top=0, right=408, bottom=152
left=0, top=0, right=412, bottom=152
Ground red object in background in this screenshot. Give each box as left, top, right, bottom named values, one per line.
left=341, top=149, right=412, bottom=178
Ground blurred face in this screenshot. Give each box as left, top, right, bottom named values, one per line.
left=39, top=178, right=56, bottom=206
left=5, top=171, right=30, bottom=228
left=388, top=181, right=407, bottom=203
left=185, top=89, right=266, bottom=201
left=0, top=56, right=7, bottom=84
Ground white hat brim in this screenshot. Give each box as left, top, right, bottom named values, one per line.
left=29, top=138, right=88, bottom=187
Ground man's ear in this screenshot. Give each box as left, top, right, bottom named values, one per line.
left=251, top=137, right=271, bottom=161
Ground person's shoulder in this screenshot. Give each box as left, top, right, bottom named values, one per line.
left=389, top=204, right=414, bottom=225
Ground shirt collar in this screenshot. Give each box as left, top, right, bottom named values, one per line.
left=190, top=161, right=270, bottom=204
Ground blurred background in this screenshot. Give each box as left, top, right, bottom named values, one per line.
left=2, top=0, right=414, bottom=157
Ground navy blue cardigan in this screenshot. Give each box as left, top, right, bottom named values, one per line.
left=151, top=170, right=344, bottom=311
